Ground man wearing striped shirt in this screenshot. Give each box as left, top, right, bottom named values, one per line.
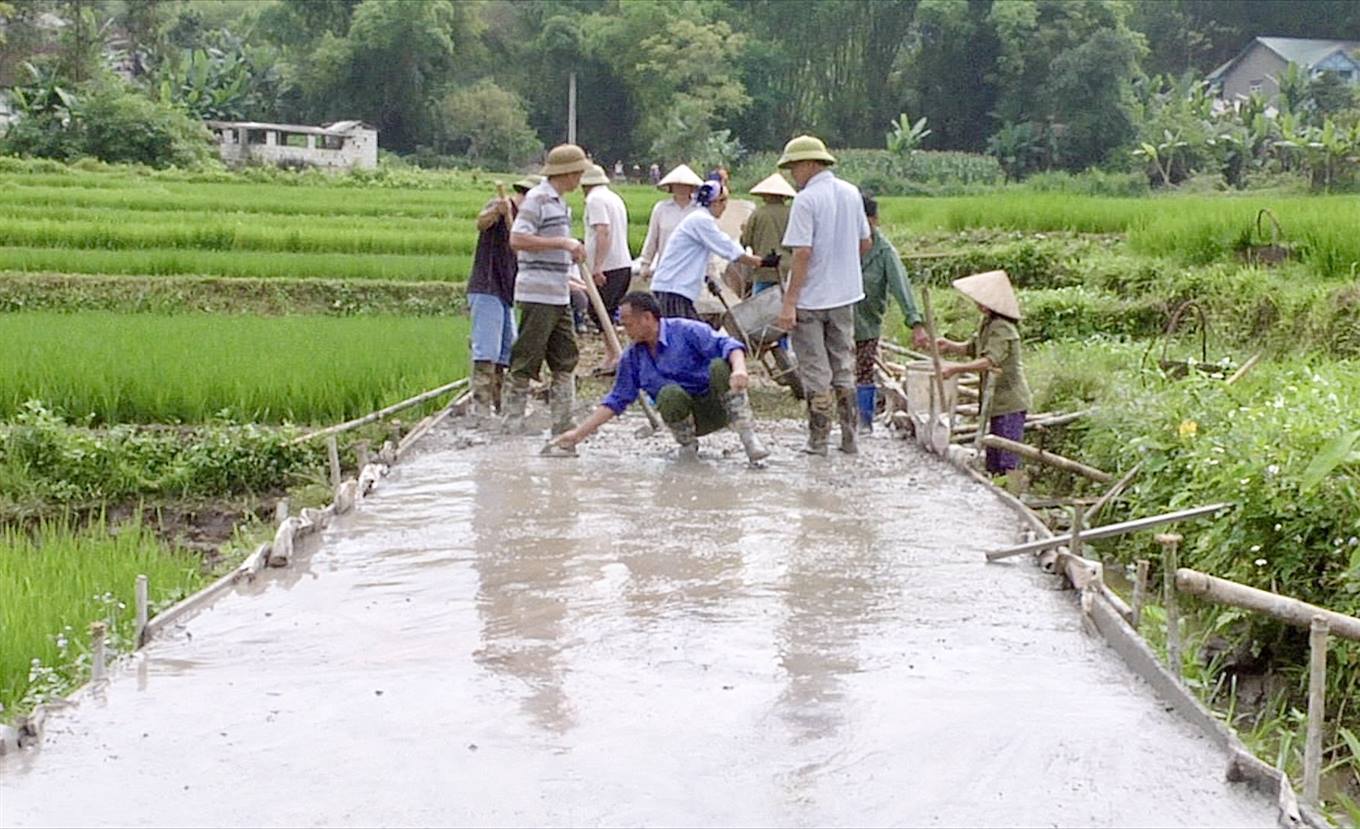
left=504, top=144, right=591, bottom=436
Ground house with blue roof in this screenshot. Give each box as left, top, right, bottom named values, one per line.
left=1208, top=36, right=1360, bottom=102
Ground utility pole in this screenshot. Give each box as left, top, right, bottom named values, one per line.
left=567, top=70, right=577, bottom=144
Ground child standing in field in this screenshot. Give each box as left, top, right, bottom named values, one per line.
left=937, top=270, right=1032, bottom=476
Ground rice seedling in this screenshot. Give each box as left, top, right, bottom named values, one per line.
left=0, top=246, right=472, bottom=282
left=0, top=311, right=471, bottom=424
left=0, top=517, right=203, bottom=717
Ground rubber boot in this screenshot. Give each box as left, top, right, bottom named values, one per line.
left=548, top=370, right=575, bottom=437
left=722, top=390, right=769, bottom=463
left=836, top=388, right=859, bottom=454
left=499, top=374, right=530, bottom=435
left=471, top=361, right=496, bottom=418
left=492, top=364, right=506, bottom=414
left=856, top=384, right=877, bottom=434
left=667, top=416, right=700, bottom=461
left=802, top=392, right=833, bottom=456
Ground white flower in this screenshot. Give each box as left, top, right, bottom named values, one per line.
left=1255, top=558, right=1267, bottom=566
left=1274, top=523, right=1283, bottom=532
left=1250, top=544, right=1262, bottom=553
left=1266, top=465, right=1279, bottom=476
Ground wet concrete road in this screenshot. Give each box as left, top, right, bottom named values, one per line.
left=1, top=421, right=1276, bottom=827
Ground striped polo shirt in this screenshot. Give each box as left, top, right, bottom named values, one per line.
left=511, top=179, right=575, bottom=305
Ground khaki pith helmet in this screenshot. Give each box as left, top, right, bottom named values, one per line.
left=749, top=172, right=798, bottom=198
left=656, top=163, right=704, bottom=191
left=580, top=164, right=610, bottom=187
left=953, top=270, right=1022, bottom=320
left=541, top=144, right=590, bottom=176
left=777, top=134, right=836, bottom=168
left=512, top=174, right=542, bottom=193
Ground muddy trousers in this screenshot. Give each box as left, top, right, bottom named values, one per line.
left=654, top=359, right=769, bottom=461
left=791, top=305, right=858, bottom=454
left=655, top=359, right=732, bottom=437
left=504, top=302, right=579, bottom=434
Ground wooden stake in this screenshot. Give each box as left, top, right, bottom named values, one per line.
left=273, top=497, right=289, bottom=524
left=1070, top=503, right=1086, bottom=560
left=134, top=575, right=149, bottom=648
left=355, top=441, right=370, bottom=469
left=1131, top=559, right=1149, bottom=629
left=1175, top=569, right=1360, bottom=641
left=1158, top=533, right=1182, bottom=678
left=90, top=621, right=108, bottom=683
left=326, top=435, right=341, bottom=488
left=1304, top=615, right=1329, bottom=805
left=979, top=435, right=1113, bottom=483
left=920, top=287, right=949, bottom=452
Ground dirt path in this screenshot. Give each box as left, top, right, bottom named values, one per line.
left=1, top=419, right=1277, bottom=827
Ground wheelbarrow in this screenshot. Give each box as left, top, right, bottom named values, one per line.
left=714, top=277, right=806, bottom=400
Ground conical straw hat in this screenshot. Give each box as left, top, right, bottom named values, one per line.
left=749, top=172, right=797, bottom=198
left=657, top=163, right=704, bottom=190
left=952, top=270, right=1022, bottom=320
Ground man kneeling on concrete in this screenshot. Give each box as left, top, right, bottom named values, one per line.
left=550, top=292, right=770, bottom=462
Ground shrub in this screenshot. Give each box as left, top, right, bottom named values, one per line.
left=1, top=77, right=217, bottom=169
left=435, top=80, right=544, bottom=172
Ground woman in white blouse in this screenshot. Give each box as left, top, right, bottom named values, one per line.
left=638, top=164, right=704, bottom=279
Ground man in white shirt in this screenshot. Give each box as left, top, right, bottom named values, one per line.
left=776, top=134, right=872, bottom=456
left=581, top=164, right=632, bottom=371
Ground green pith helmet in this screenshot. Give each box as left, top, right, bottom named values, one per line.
left=541, top=144, right=590, bottom=176
left=776, top=134, right=836, bottom=168
left=512, top=174, right=542, bottom=193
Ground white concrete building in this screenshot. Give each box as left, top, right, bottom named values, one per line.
left=206, top=120, right=378, bottom=171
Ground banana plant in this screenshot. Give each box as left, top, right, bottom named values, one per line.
left=1133, top=128, right=1188, bottom=186
left=886, top=112, right=931, bottom=157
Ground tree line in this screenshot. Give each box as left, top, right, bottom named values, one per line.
left=4, top=0, right=1360, bottom=174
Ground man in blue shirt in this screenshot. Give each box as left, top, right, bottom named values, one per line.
left=550, top=292, right=770, bottom=463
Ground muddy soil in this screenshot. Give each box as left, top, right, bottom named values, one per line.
left=0, top=415, right=1277, bottom=827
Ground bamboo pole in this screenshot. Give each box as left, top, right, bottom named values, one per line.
left=1158, top=533, right=1182, bottom=678
left=1226, top=351, right=1263, bottom=386
left=979, top=435, right=1113, bottom=483
left=289, top=378, right=469, bottom=445
left=1175, top=569, right=1360, bottom=641
left=1304, top=616, right=1329, bottom=805
left=1131, top=559, right=1150, bottom=629
left=987, top=502, right=1233, bottom=560
left=1070, top=503, right=1086, bottom=560
left=134, top=575, right=149, bottom=648
left=1087, top=460, right=1144, bottom=521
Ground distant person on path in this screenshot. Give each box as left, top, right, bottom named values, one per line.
left=581, top=164, right=633, bottom=373
left=504, top=143, right=591, bottom=436
left=741, top=173, right=797, bottom=295
left=467, top=174, right=540, bottom=417
left=937, top=270, right=1032, bottom=476
left=613, top=159, right=625, bottom=180
left=550, top=292, right=769, bottom=463
left=776, top=134, right=872, bottom=456
left=648, top=162, right=661, bottom=186
left=650, top=181, right=775, bottom=320
left=854, top=193, right=930, bottom=432
left=638, top=164, right=703, bottom=280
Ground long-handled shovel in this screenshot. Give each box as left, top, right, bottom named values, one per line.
left=578, top=262, right=663, bottom=436
left=920, top=286, right=953, bottom=456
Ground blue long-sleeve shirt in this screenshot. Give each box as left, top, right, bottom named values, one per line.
left=601, top=318, right=746, bottom=414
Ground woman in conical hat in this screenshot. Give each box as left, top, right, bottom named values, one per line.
left=740, top=173, right=798, bottom=296
left=637, top=164, right=705, bottom=278
left=937, top=270, right=1033, bottom=477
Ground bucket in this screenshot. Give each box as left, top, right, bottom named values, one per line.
left=724, top=285, right=786, bottom=348
left=903, top=360, right=957, bottom=417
